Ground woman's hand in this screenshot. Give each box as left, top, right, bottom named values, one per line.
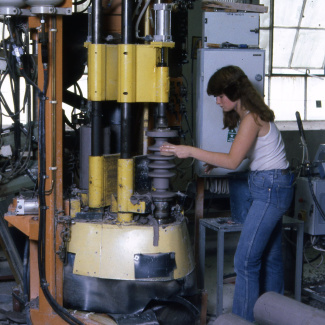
left=203, top=163, right=215, bottom=174
left=160, top=142, right=192, bottom=159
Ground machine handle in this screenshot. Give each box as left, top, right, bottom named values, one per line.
left=295, top=111, right=306, bottom=143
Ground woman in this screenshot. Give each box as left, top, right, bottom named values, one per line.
left=160, top=65, right=294, bottom=322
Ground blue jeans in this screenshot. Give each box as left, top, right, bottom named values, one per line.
left=232, top=169, right=294, bottom=322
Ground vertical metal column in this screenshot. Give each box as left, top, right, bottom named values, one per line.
left=120, top=0, right=133, bottom=159
left=91, top=0, right=103, bottom=157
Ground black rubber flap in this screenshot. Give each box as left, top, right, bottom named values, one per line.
left=134, top=253, right=176, bottom=279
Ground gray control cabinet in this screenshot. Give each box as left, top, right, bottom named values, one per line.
left=195, top=48, right=265, bottom=177
left=203, top=11, right=260, bottom=48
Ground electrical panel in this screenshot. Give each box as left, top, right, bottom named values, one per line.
left=202, top=11, right=260, bottom=48
left=294, top=177, right=325, bottom=235
left=195, top=48, right=265, bottom=177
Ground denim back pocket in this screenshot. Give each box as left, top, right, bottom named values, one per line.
left=249, top=173, right=270, bottom=201
left=275, top=175, right=294, bottom=211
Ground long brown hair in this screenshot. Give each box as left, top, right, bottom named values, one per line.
left=207, top=65, right=274, bottom=129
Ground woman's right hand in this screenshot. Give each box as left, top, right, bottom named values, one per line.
left=160, top=142, right=192, bottom=159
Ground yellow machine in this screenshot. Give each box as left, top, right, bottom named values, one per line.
left=1, top=0, right=198, bottom=324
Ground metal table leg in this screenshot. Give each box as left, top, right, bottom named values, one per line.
left=295, top=222, right=304, bottom=301
left=216, top=229, right=225, bottom=317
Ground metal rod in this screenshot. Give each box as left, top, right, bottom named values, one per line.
left=91, top=101, right=103, bottom=156
left=32, top=39, right=38, bottom=123
left=122, top=0, right=133, bottom=44
left=91, top=0, right=103, bottom=156
left=120, top=0, right=134, bottom=158
left=92, top=0, right=102, bottom=44
left=120, top=103, right=132, bottom=159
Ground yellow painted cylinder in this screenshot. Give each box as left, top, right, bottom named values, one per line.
left=88, top=44, right=107, bottom=101
left=117, top=159, right=134, bottom=222
left=105, top=45, right=118, bottom=100
left=117, top=44, right=136, bottom=103
left=156, top=66, right=169, bottom=103
left=89, top=156, right=104, bottom=208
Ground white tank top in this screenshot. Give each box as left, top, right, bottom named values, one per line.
left=247, top=122, right=289, bottom=171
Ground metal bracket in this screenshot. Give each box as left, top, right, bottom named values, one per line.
left=29, top=7, right=72, bottom=15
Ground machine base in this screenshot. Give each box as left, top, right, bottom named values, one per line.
left=63, top=253, right=197, bottom=315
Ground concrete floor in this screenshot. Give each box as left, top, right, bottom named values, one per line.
left=1, top=208, right=325, bottom=324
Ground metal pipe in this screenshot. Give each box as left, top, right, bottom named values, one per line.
left=32, top=38, right=38, bottom=123
left=92, top=0, right=102, bottom=44
left=120, top=0, right=134, bottom=159
left=120, top=103, right=132, bottom=159
left=122, top=0, right=133, bottom=44
left=135, top=0, right=152, bottom=41
left=91, top=0, right=103, bottom=156
left=142, top=7, right=152, bottom=154
left=91, top=101, right=103, bottom=156
left=253, top=292, right=325, bottom=325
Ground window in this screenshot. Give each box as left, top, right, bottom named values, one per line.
left=260, top=0, right=325, bottom=127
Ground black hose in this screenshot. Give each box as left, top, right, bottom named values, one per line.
left=35, top=21, right=85, bottom=324
left=37, top=90, right=84, bottom=325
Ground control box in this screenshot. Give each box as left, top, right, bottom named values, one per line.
left=202, top=11, right=260, bottom=48
left=195, top=48, right=265, bottom=177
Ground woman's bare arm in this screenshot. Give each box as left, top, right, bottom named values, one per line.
left=160, top=114, right=260, bottom=170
